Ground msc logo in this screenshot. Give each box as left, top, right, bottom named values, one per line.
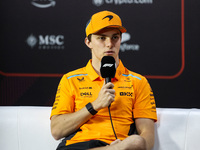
left=120, top=92, right=133, bottom=97
left=26, top=34, right=37, bottom=48
left=26, top=34, right=65, bottom=50
left=39, top=35, right=64, bottom=45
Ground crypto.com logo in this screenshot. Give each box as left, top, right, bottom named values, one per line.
left=31, top=0, right=56, bottom=8
left=92, top=0, right=153, bottom=6
left=92, top=0, right=104, bottom=6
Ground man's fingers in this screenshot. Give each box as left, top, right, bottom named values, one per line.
left=104, top=82, right=114, bottom=89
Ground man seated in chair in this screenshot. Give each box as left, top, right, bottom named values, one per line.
left=50, top=10, right=157, bottom=150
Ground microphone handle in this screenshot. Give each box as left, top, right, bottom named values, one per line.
left=105, top=77, right=111, bottom=108
left=105, top=77, right=117, bottom=139
left=105, top=77, right=111, bottom=84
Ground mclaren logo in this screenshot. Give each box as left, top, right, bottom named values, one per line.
left=31, top=0, right=56, bottom=8
left=102, top=15, right=113, bottom=21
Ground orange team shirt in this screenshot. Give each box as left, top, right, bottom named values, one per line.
left=50, top=59, right=157, bottom=146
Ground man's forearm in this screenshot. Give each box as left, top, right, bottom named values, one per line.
left=135, top=119, right=155, bottom=150
left=51, top=106, right=92, bottom=140
left=140, top=131, right=155, bottom=150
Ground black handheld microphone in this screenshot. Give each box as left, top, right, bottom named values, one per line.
left=100, top=56, right=116, bottom=84
left=100, top=56, right=118, bottom=139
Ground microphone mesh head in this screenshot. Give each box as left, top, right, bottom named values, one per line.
left=100, top=56, right=116, bottom=78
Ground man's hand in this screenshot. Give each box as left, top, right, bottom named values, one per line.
left=92, top=82, right=115, bottom=111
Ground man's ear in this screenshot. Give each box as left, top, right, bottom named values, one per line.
left=84, top=37, right=92, bottom=49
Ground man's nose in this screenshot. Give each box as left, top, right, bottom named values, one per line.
left=106, top=38, right=113, bottom=48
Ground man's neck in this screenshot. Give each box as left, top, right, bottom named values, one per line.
left=91, top=59, right=101, bottom=76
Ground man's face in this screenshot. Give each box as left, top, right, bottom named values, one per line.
left=86, top=28, right=121, bottom=62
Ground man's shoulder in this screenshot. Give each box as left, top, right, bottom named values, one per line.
left=64, top=67, right=87, bottom=79
left=124, top=68, right=146, bottom=81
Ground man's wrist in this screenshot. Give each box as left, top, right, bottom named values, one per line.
left=86, top=102, right=98, bottom=115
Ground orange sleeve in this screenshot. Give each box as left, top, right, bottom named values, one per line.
left=50, top=74, right=75, bottom=119
left=133, top=77, right=157, bottom=121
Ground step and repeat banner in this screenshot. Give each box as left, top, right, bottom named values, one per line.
left=0, top=0, right=199, bottom=108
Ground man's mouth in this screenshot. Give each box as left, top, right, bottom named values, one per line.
left=105, top=51, right=114, bottom=55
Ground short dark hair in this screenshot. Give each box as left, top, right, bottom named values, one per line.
left=87, top=34, right=92, bottom=42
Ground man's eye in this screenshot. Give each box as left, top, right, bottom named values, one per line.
left=100, top=37, right=105, bottom=40
left=112, top=36, right=119, bottom=40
